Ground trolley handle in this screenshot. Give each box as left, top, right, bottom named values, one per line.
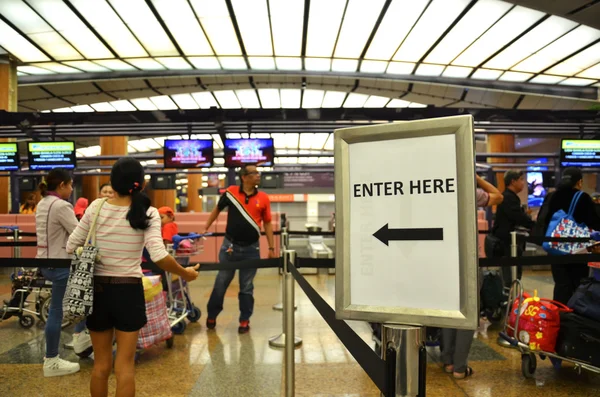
left=0, top=226, right=18, bottom=231
left=172, top=233, right=211, bottom=250
left=499, top=332, right=519, bottom=347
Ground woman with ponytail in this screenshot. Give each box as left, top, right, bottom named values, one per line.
left=67, top=157, right=199, bottom=397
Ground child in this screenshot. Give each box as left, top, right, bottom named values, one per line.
left=73, top=198, right=88, bottom=221
left=158, top=207, right=178, bottom=244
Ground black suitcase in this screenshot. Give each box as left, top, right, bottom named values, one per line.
left=555, top=312, right=600, bottom=367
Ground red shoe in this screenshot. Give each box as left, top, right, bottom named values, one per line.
left=206, top=318, right=216, bottom=330
left=238, top=320, right=250, bottom=334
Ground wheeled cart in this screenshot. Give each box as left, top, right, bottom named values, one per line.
left=499, top=279, right=600, bottom=378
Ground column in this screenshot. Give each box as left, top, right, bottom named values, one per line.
left=0, top=61, right=18, bottom=213
left=487, top=135, right=515, bottom=192
left=99, top=136, right=128, bottom=186
left=187, top=173, right=203, bottom=212
left=81, top=175, right=99, bottom=201
left=146, top=150, right=177, bottom=209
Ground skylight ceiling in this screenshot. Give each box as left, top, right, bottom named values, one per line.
left=1, top=0, right=598, bottom=88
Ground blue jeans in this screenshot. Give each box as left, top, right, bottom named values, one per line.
left=40, top=268, right=86, bottom=358
left=207, top=239, right=260, bottom=322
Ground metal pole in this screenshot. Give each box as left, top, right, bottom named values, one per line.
left=284, top=254, right=296, bottom=397
left=381, top=324, right=423, bottom=397
left=273, top=228, right=288, bottom=311
left=13, top=228, right=20, bottom=277
left=269, top=250, right=302, bottom=348
left=510, top=231, right=518, bottom=282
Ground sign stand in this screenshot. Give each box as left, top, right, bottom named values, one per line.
left=334, top=115, right=478, bottom=395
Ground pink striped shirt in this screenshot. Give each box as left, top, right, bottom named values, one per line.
left=66, top=199, right=169, bottom=278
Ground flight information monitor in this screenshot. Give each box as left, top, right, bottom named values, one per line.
left=164, top=139, right=214, bottom=168
left=27, top=141, right=77, bottom=170
left=561, top=140, right=600, bottom=167
left=224, top=138, right=274, bottom=167
left=0, top=143, right=20, bottom=171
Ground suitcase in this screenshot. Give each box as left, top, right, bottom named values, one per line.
left=555, top=312, right=600, bottom=367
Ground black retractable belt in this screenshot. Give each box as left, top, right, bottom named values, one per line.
left=385, top=346, right=396, bottom=397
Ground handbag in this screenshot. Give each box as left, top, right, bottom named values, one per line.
left=542, top=191, right=591, bottom=255
left=63, top=198, right=107, bottom=322
left=568, top=278, right=600, bottom=322
left=508, top=290, right=572, bottom=352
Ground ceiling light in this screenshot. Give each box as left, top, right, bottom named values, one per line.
left=363, top=96, right=389, bottom=108
left=90, top=102, right=116, bottom=112
left=131, top=98, right=158, bottom=111
left=302, top=89, right=325, bottom=108
left=63, top=61, right=110, bottom=72
left=276, top=57, right=302, bottom=71
left=70, top=0, right=147, bottom=57
left=126, top=58, right=165, bottom=70
left=387, top=99, right=411, bottom=108
left=305, top=58, right=331, bottom=71
left=192, top=92, right=219, bottom=108
left=485, top=16, right=578, bottom=70
left=219, top=57, right=247, bottom=70
left=231, top=0, right=273, bottom=56
left=558, top=77, right=595, bottom=86
left=17, top=66, right=54, bottom=75
left=343, top=93, right=368, bottom=108
left=235, top=90, right=261, bottom=109
left=471, top=68, right=502, bottom=80
left=53, top=107, right=74, bottom=113
left=442, top=66, right=473, bottom=78
left=408, top=102, right=427, bottom=108
left=334, top=0, right=386, bottom=59
left=94, top=59, right=137, bottom=71
left=150, top=0, right=213, bottom=56
left=0, top=19, right=49, bottom=62
left=386, top=62, right=415, bottom=75
left=394, top=0, right=471, bottom=62
left=365, top=0, right=428, bottom=60
left=108, top=0, right=178, bottom=56
left=280, top=89, right=301, bottom=108
left=30, top=63, right=82, bottom=73
left=269, top=0, right=304, bottom=56
left=190, top=0, right=242, bottom=55
left=322, top=91, right=346, bottom=108
left=452, top=6, right=545, bottom=67
left=156, top=57, right=192, bottom=70
left=305, top=0, right=346, bottom=57
left=248, top=57, right=276, bottom=70
left=149, top=95, right=178, bottom=110
left=498, top=71, right=533, bottom=82
left=109, top=100, right=136, bottom=111
left=578, top=63, right=600, bottom=79
left=213, top=90, right=241, bottom=109
left=360, top=60, right=388, bottom=74
left=188, top=57, right=221, bottom=69
left=529, top=75, right=565, bottom=84
left=546, top=42, right=600, bottom=76
left=171, top=94, right=200, bottom=109
left=258, top=89, right=281, bottom=108
left=415, top=64, right=444, bottom=77
left=331, top=59, right=359, bottom=72
left=71, top=105, right=94, bottom=112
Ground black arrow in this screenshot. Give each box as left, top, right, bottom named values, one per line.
left=373, top=224, right=444, bottom=246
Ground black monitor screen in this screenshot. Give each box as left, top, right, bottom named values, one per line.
left=164, top=139, right=214, bottom=168
left=560, top=139, right=600, bottom=167
left=224, top=138, right=274, bottom=167
left=27, top=141, right=77, bottom=170
left=0, top=143, right=19, bottom=171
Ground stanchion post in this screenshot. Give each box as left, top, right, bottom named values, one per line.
left=13, top=228, right=20, bottom=276
left=510, top=231, right=518, bottom=282
left=273, top=228, right=292, bottom=311
left=269, top=250, right=302, bottom=348
left=381, top=324, right=423, bottom=397
left=284, top=249, right=296, bottom=397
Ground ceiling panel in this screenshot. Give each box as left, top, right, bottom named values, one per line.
left=20, top=97, right=75, bottom=110
left=158, top=86, right=204, bottom=95
left=18, top=86, right=53, bottom=101
left=517, top=95, right=542, bottom=109
left=43, top=82, right=98, bottom=96
left=63, top=93, right=116, bottom=104
left=496, top=92, right=521, bottom=108
left=97, top=80, right=149, bottom=91
left=446, top=101, right=490, bottom=108
left=111, top=89, right=161, bottom=99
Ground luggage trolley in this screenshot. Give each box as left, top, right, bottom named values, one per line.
left=499, top=279, right=600, bottom=378
left=165, top=233, right=207, bottom=334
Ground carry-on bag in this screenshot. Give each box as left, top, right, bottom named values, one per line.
left=567, top=278, right=600, bottom=322
left=555, top=312, right=600, bottom=367
left=543, top=191, right=591, bottom=255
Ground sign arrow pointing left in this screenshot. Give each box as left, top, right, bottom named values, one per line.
left=373, top=223, right=444, bottom=246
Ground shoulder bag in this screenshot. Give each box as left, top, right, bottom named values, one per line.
left=543, top=191, right=591, bottom=255
left=63, top=198, right=107, bottom=322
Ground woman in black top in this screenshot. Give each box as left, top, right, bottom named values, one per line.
left=541, top=167, right=600, bottom=304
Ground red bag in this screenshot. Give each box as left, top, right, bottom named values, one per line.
left=507, top=291, right=572, bottom=352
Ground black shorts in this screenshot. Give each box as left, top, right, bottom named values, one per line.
left=87, top=279, right=147, bottom=333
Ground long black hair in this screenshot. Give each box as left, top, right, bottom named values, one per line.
left=110, top=157, right=151, bottom=230
left=39, top=168, right=72, bottom=197
left=557, top=167, right=583, bottom=191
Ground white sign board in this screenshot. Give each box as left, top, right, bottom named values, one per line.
left=334, top=115, right=478, bottom=329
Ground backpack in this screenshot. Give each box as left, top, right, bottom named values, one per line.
left=480, top=271, right=505, bottom=319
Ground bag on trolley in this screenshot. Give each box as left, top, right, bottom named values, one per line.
left=137, top=275, right=172, bottom=350
left=508, top=290, right=572, bottom=352
left=567, top=278, right=600, bottom=322
left=555, top=312, right=600, bottom=367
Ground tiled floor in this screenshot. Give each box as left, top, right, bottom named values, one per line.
left=0, top=268, right=599, bottom=396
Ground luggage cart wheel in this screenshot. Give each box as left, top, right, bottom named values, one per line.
left=521, top=353, right=537, bottom=379
left=187, top=306, right=201, bottom=323
left=166, top=336, right=174, bottom=349
left=172, top=321, right=186, bottom=335
left=19, top=314, right=35, bottom=329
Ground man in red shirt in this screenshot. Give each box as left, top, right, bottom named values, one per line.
left=203, top=164, right=276, bottom=333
